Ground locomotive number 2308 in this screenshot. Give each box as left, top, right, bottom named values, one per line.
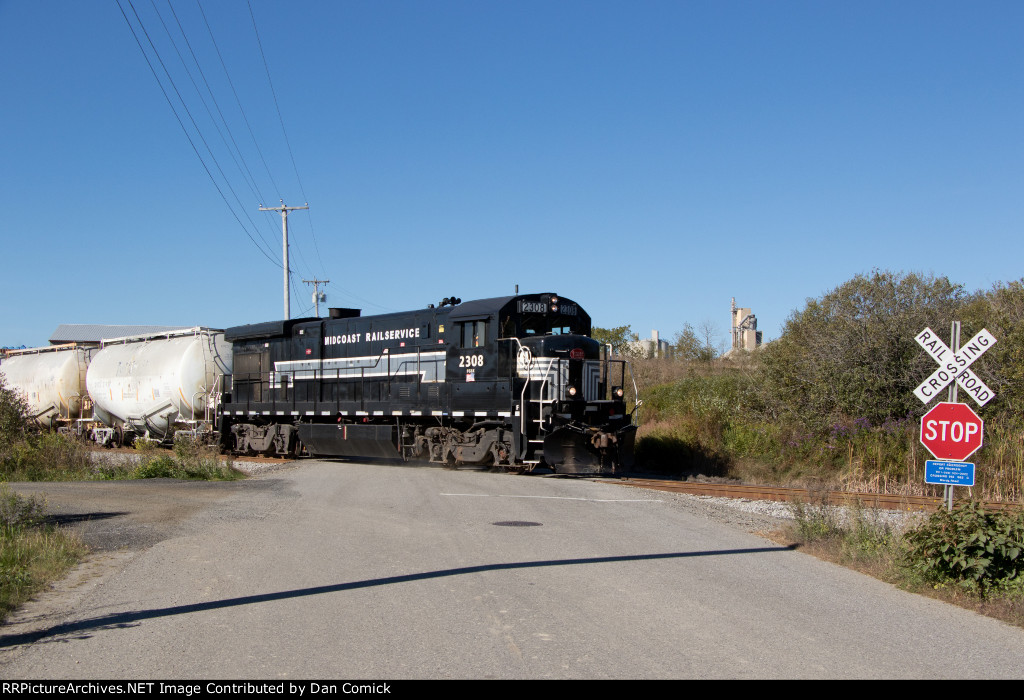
left=459, top=354, right=485, bottom=368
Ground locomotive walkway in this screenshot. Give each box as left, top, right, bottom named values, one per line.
left=2, top=462, right=1023, bottom=678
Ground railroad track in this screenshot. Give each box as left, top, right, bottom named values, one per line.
left=612, top=478, right=1021, bottom=513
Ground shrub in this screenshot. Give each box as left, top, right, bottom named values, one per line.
left=903, top=502, right=1024, bottom=592
left=0, top=485, right=46, bottom=529
left=0, top=432, right=93, bottom=481
left=756, top=270, right=971, bottom=431
left=0, top=376, right=29, bottom=449
left=131, top=456, right=179, bottom=479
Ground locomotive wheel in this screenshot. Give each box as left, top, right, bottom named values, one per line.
left=443, top=449, right=457, bottom=469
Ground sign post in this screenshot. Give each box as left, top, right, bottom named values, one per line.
left=914, top=322, right=995, bottom=510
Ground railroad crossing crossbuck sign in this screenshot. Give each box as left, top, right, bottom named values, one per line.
left=920, top=402, right=983, bottom=462
left=913, top=327, right=997, bottom=406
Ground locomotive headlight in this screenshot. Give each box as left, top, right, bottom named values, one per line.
left=612, top=386, right=624, bottom=399
left=567, top=385, right=578, bottom=397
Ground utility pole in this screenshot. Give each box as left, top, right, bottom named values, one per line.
left=259, top=200, right=309, bottom=319
left=304, top=278, right=330, bottom=317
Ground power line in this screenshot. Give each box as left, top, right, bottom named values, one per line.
left=120, top=0, right=325, bottom=301
left=164, top=0, right=270, bottom=210
left=196, top=0, right=283, bottom=198
left=247, top=0, right=328, bottom=277
left=148, top=0, right=282, bottom=258
left=116, top=0, right=281, bottom=267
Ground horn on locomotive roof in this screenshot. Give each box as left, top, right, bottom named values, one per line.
left=438, top=297, right=462, bottom=307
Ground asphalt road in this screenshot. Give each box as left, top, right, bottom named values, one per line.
left=2, top=461, right=1023, bottom=679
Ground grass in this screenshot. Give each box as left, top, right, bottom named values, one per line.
left=775, top=497, right=1024, bottom=629
left=631, top=363, right=1024, bottom=503
left=0, top=485, right=88, bottom=622
left=636, top=411, right=1024, bottom=502
left=0, top=433, right=243, bottom=483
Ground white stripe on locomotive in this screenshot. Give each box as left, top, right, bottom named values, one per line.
left=270, top=351, right=447, bottom=388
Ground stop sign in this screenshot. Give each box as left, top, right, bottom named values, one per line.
left=920, top=402, right=983, bottom=461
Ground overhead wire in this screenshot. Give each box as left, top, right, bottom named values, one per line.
left=128, top=0, right=315, bottom=293
left=247, top=0, right=329, bottom=291
left=164, top=0, right=271, bottom=214
left=115, top=0, right=281, bottom=268
left=149, top=0, right=282, bottom=257
left=123, top=0, right=389, bottom=314
left=195, top=0, right=284, bottom=201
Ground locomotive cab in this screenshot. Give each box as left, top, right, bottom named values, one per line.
left=492, top=294, right=636, bottom=474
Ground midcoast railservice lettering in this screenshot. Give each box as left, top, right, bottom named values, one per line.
left=324, top=328, right=421, bottom=345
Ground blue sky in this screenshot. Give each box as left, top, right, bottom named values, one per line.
left=1, top=1, right=1021, bottom=348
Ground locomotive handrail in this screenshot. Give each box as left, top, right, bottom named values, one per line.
left=597, top=356, right=641, bottom=424
left=500, top=336, right=564, bottom=448
left=499, top=337, right=530, bottom=440
left=623, top=358, right=641, bottom=423
left=384, top=345, right=443, bottom=383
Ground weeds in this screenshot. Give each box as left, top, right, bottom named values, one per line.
left=788, top=496, right=904, bottom=565
left=634, top=376, right=1024, bottom=502
left=93, top=436, right=241, bottom=481
left=0, top=487, right=47, bottom=529
left=0, top=432, right=241, bottom=483
left=0, top=485, right=87, bottom=622
left=777, top=496, right=1024, bottom=628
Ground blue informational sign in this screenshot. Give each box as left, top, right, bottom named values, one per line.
left=925, top=460, right=976, bottom=486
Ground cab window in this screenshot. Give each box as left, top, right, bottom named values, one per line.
left=460, top=320, right=486, bottom=348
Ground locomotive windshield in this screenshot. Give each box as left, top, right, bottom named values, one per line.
left=518, top=315, right=586, bottom=336
left=500, top=299, right=591, bottom=338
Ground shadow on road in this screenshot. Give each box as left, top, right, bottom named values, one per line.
left=45, top=512, right=130, bottom=526
left=0, top=545, right=796, bottom=647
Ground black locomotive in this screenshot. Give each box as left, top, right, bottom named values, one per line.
left=220, top=293, right=637, bottom=474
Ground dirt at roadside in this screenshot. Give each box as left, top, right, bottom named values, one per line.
left=0, top=472, right=300, bottom=651
left=6, top=473, right=293, bottom=553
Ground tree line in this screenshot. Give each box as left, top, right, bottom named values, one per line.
left=592, top=321, right=723, bottom=363
left=600, top=270, right=1024, bottom=497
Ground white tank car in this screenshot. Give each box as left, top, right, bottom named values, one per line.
left=86, top=328, right=231, bottom=440
left=0, top=345, right=95, bottom=428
